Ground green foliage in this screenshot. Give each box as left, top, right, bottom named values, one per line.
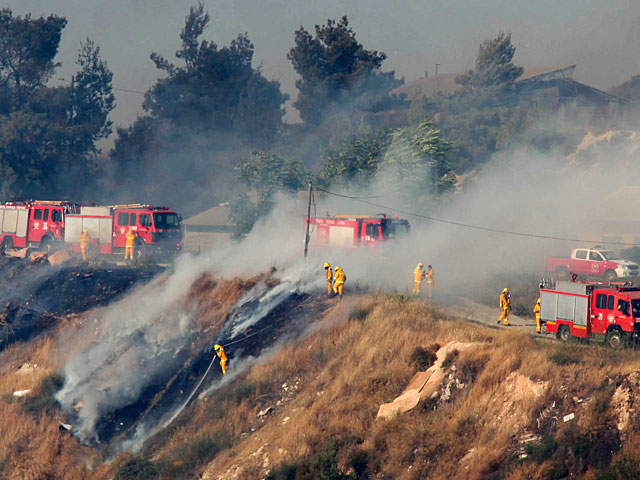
left=288, top=15, right=403, bottom=126
left=310, top=443, right=355, bottom=480
left=114, top=458, right=159, bottom=480
left=229, top=151, right=309, bottom=236
left=456, top=32, right=523, bottom=89
left=409, top=345, right=438, bottom=371
left=609, top=75, right=640, bottom=101
left=524, top=435, right=558, bottom=463
left=323, top=130, right=391, bottom=184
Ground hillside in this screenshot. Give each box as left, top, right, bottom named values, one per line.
left=0, top=258, right=640, bottom=479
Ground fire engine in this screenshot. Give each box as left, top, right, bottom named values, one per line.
left=306, top=214, right=410, bottom=248
left=540, top=279, right=640, bottom=348
left=0, top=201, right=182, bottom=259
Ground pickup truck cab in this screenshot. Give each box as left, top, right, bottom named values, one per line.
left=546, top=246, right=639, bottom=281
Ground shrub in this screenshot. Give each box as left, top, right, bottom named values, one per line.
left=348, top=307, right=371, bottom=322
left=409, top=345, right=438, bottom=370
left=114, top=458, right=159, bottom=480
left=156, top=433, right=230, bottom=479
left=596, top=458, right=640, bottom=480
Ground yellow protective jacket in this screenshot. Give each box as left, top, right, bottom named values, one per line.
left=326, top=268, right=333, bottom=282
left=426, top=269, right=434, bottom=284
left=79, top=231, right=90, bottom=248
left=125, top=230, right=138, bottom=248
left=414, top=267, right=424, bottom=282
left=499, top=293, right=511, bottom=311
left=334, top=269, right=346, bottom=285
left=533, top=303, right=540, bottom=316
left=216, top=347, right=227, bottom=362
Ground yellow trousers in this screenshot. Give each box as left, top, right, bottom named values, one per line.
left=220, top=358, right=228, bottom=375
left=333, top=281, right=344, bottom=296
left=536, top=313, right=541, bottom=333
left=125, top=246, right=134, bottom=261
left=498, top=308, right=510, bottom=326
left=427, top=281, right=434, bottom=298
left=81, top=246, right=87, bottom=261
left=413, top=281, right=421, bottom=296
left=327, top=281, right=333, bottom=296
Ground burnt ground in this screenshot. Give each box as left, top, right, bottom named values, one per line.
left=0, top=257, right=163, bottom=347
left=93, top=291, right=334, bottom=449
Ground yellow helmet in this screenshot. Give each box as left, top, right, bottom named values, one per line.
left=417, top=262, right=424, bottom=268
left=335, top=266, right=342, bottom=271
left=214, top=344, right=221, bottom=351
left=83, top=229, right=87, bottom=233
left=537, top=298, right=541, bottom=304
left=502, top=288, right=509, bottom=294
left=324, top=262, right=330, bottom=268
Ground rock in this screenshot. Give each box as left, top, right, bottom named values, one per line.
left=30, top=251, right=48, bottom=263
left=49, top=249, right=73, bottom=266
left=6, top=248, right=29, bottom=259
left=282, top=416, right=289, bottom=424
left=258, top=406, right=273, bottom=417
left=12, top=389, right=32, bottom=397
left=16, top=363, right=37, bottom=375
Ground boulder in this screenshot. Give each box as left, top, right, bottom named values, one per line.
left=30, top=251, right=48, bottom=263
left=49, top=249, right=73, bottom=266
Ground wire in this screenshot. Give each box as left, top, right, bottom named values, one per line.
left=315, top=187, right=638, bottom=247
left=54, top=77, right=146, bottom=95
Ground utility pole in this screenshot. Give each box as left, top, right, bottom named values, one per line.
left=435, top=63, right=440, bottom=76
left=303, top=181, right=312, bottom=258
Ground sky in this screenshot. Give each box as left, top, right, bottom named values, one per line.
left=5, top=0, right=640, bottom=142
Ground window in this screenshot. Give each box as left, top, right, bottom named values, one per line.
left=117, top=212, right=128, bottom=226
left=129, top=213, right=137, bottom=226
left=153, top=212, right=180, bottom=229
left=575, top=250, right=587, bottom=260
left=596, top=294, right=607, bottom=309
left=589, top=251, right=603, bottom=261
left=365, top=224, right=378, bottom=237
left=34, top=209, right=42, bottom=220
left=600, top=250, right=620, bottom=260
left=608, top=295, right=615, bottom=310
left=51, top=209, right=62, bottom=222
left=140, top=214, right=151, bottom=227
left=43, top=209, right=49, bottom=221
left=618, top=299, right=630, bottom=316
left=632, top=299, right=640, bottom=318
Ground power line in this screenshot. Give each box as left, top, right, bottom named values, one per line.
left=54, top=77, right=146, bottom=95
left=315, top=187, right=637, bottom=247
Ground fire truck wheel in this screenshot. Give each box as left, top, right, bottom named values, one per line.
left=135, top=240, right=147, bottom=261
left=606, top=329, right=623, bottom=349
left=40, top=235, right=55, bottom=253
left=557, top=325, right=570, bottom=342
left=0, top=238, right=12, bottom=256
left=555, top=267, right=569, bottom=281
left=604, top=270, right=617, bottom=282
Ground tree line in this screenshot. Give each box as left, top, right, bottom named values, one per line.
left=0, top=4, right=629, bottom=234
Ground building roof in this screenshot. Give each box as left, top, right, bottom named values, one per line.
left=183, top=203, right=234, bottom=226
left=392, top=65, right=578, bottom=101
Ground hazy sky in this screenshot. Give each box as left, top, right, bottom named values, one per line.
left=5, top=0, right=640, bottom=137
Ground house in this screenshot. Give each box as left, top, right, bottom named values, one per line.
left=182, top=202, right=236, bottom=252
left=393, top=65, right=628, bottom=116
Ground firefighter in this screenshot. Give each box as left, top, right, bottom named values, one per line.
left=214, top=344, right=228, bottom=375
left=333, top=266, right=346, bottom=298
left=533, top=297, right=541, bottom=334
left=498, top=287, right=511, bottom=326
left=124, top=228, right=138, bottom=262
left=426, top=265, right=434, bottom=299
left=78, top=229, right=90, bottom=261
left=413, top=263, right=425, bottom=296
left=324, top=262, right=333, bottom=296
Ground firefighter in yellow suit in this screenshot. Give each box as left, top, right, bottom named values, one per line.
left=533, top=297, right=541, bottom=333
left=333, top=266, right=346, bottom=298
left=124, top=228, right=138, bottom=262
left=413, top=263, right=425, bottom=296
left=78, top=229, right=90, bottom=261
left=426, top=265, right=434, bottom=298
left=498, top=287, right=511, bottom=326
left=214, top=344, right=228, bottom=375
left=324, top=262, right=333, bottom=296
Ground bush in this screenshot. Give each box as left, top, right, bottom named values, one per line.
left=409, top=345, right=438, bottom=370
left=22, top=374, right=64, bottom=416
left=524, top=435, right=558, bottom=463
left=267, top=461, right=300, bottom=480
left=156, top=433, right=230, bottom=480
left=114, top=458, right=159, bottom=480
left=549, top=348, right=581, bottom=366
left=310, top=443, right=355, bottom=480
left=348, top=307, right=371, bottom=322
left=597, top=458, right=640, bottom=480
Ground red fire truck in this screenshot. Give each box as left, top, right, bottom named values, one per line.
left=0, top=201, right=182, bottom=259
left=540, top=280, right=640, bottom=348
left=0, top=201, right=80, bottom=253
left=65, top=204, right=182, bottom=259
left=306, top=214, right=410, bottom=248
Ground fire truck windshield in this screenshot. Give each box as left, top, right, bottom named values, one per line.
left=600, top=250, right=621, bottom=260
left=153, top=212, right=180, bottom=229
left=632, top=299, right=640, bottom=318
left=381, top=219, right=410, bottom=239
